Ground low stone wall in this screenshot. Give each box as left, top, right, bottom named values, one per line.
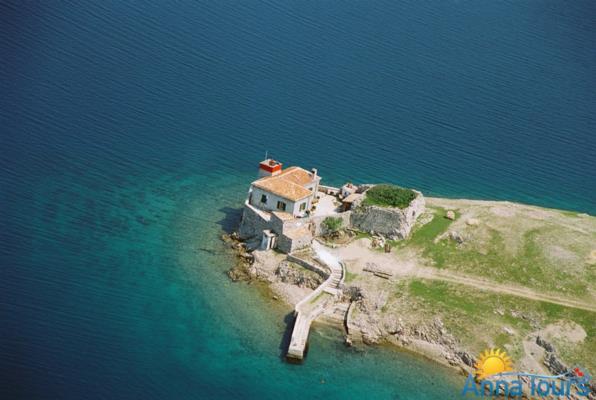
left=350, top=191, right=425, bottom=239
left=276, top=211, right=351, bottom=253
left=286, top=254, right=329, bottom=278
left=318, top=185, right=340, bottom=195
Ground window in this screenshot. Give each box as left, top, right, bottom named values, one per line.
left=260, top=194, right=268, bottom=204
left=276, top=201, right=286, bottom=211
left=299, top=202, right=306, bottom=211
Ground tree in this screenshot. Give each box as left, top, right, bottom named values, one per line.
left=322, top=216, right=343, bottom=233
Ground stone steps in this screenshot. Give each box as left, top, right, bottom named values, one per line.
left=286, top=250, right=346, bottom=361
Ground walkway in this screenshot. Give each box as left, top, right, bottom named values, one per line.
left=331, top=240, right=596, bottom=313
left=312, top=193, right=341, bottom=217
left=416, top=268, right=596, bottom=313
left=286, top=242, right=345, bottom=360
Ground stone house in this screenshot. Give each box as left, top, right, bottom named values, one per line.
left=239, top=159, right=424, bottom=253
left=247, top=159, right=320, bottom=218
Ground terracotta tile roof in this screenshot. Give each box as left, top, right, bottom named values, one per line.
left=276, top=167, right=316, bottom=186
left=252, top=167, right=318, bottom=202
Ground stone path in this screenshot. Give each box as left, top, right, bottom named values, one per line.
left=286, top=242, right=345, bottom=360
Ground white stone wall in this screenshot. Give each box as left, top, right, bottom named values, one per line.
left=293, top=195, right=312, bottom=217
left=249, top=185, right=312, bottom=217
left=304, top=180, right=319, bottom=194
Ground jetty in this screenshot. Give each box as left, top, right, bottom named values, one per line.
left=286, top=242, right=345, bottom=360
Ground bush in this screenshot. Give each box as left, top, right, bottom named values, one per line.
left=322, top=216, right=343, bottom=233
left=362, top=184, right=416, bottom=209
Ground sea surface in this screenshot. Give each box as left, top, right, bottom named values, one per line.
left=1, top=1, right=595, bottom=399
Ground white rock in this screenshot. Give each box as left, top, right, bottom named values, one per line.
left=503, top=326, right=515, bottom=335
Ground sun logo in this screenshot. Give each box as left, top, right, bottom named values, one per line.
left=474, top=348, right=513, bottom=380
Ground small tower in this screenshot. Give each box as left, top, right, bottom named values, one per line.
left=258, top=159, right=282, bottom=178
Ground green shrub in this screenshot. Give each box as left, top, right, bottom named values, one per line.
left=322, top=216, right=343, bottom=232
left=362, top=184, right=416, bottom=209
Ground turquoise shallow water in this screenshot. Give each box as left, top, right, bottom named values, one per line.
left=1, top=1, right=595, bottom=399
left=2, top=167, right=462, bottom=399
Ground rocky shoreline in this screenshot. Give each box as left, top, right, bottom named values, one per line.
left=223, top=231, right=478, bottom=372
left=222, top=230, right=596, bottom=399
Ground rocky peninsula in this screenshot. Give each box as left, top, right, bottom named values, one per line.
left=223, top=163, right=595, bottom=398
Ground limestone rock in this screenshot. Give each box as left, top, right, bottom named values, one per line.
left=502, top=326, right=515, bottom=335
left=536, top=335, right=555, bottom=353
left=466, top=218, right=479, bottom=226
left=383, top=315, right=405, bottom=335
left=371, top=235, right=386, bottom=248
left=227, top=268, right=243, bottom=281
left=343, top=286, right=364, bottom=302
left=457, top=350, right=476, bottom=367
left=446, top=210, right=456, bottom=220
left=449, top=230, right=465, bottom=244
left=275, top=261, right=323, bottom=289
left=238, top=249, right=254, bottom=263
left=543, top=352, right=567, bottom=375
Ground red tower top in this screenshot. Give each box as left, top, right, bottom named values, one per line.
left=258, top=159, right=282, bottom=177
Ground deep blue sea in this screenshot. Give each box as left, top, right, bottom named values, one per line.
left=1, top=1, right=595, bottom=399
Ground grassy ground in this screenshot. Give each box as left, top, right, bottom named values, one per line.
left=396, top=200, right=596, bottom=298
left=392, top=206, right=455, bottom=249
left=354, top=231, right=372, bottom=240
left=344, top=271, right=358, bottom=283
left=401, top=279, right=595, bottom=373
left=335, top=197, right=595, bottom=373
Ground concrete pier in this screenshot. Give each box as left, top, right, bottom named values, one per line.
left=286, top=244, right=345, bottom=361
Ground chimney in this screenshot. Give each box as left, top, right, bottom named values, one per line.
left=258, top=159, right=282, bottom=178
left=311, top=168, right=318, bottom=178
